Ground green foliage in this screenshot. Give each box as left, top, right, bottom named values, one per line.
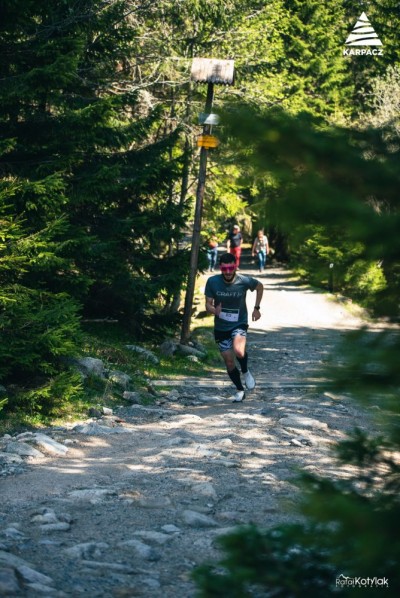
left=343, top=260, right=386, bottom=304
left=279, top=0, right=350, bottom=117
left=328, top=329, right=400, bottom=421
left=342, top=0, right=400, bottom=110
left=0, top=0, right=193, bottom=415
left=193, top=523, right=336, bottom=597
left=292, top=226, right=387, bottom=303
left=0, top=286, right=81, bottom=381
left=202, top=164, right=248, bottom=234
left=0, top=0, right=187, bottom=329
left=365, top=65, right=400, bottom=135
left=194, top=98, right=400, bottom=597
left=9, top=371, right=84, bottom=417
left=222, top=106, right=400, bottom=314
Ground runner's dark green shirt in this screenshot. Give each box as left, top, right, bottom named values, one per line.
left=205, top=273, right=259, bottom=332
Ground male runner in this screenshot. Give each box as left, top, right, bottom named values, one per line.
left=205, top=252, right=264, bottom=402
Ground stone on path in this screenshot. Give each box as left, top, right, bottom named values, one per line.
left=118, top=539, right=160, bottom=561
left=63, top=543, right=109, bottom=560
left=0, top=453, right=23, bottom=465
left=161, top=524, right=181, bottom=534
left=80, top=560, right=136, bottom=573
left=0, top=566, right=22, bottom=595
left=137, top=496, right=172, bottom=509
left=31, top=433, right=69, bottom=456
left=196, top=394, right=224, bottom=403
left=3, top=527, right=26, bottom=539
left=72, top=422, right=132, bottom=435
left=68, top=488, right=117, bottom=503
left=39, top=522, right=71, bottom=532
left=16, top=564, right=54, bottom=586
left=191, top=482, right=218, bottom=499
left=132, top=531, right=172, bottom=545
left=279, top=415, right=329, bottom=431
left=182, top=510, right=219, bottom=528
left=4, top=441, right=44, bottom=458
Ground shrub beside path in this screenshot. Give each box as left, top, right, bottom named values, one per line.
left=0, top=264, right=386, bottom=597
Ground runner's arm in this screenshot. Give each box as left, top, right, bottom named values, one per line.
left=252, top=282, right=264, bottom=321
left=206, top=296, right=222, bottom=316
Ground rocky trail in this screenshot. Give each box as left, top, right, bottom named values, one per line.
left=0, top=264, right=387, bottom=597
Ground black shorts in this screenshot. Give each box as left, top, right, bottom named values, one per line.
left=214, top=325, right=248, bottom=352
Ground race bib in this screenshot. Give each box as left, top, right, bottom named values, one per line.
left=219, top=308, right=239, bottom=322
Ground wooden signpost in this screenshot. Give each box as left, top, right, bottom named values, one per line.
left=180, top=58, right=235, bottom=345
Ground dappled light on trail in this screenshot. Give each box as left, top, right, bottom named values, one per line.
left=1, top=264, right=395, bottom=597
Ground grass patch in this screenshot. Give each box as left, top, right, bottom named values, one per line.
left=1, top=265, right=221, bottom=434
left=0, top=318, right=222, bottom=435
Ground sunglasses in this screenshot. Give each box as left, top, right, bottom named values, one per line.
left=220, top=265, right=236, bottom=272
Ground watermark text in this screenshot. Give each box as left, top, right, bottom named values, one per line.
left=336, top=574, right=389, bottom=588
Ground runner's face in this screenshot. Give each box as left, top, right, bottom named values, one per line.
left=220, top=263, right=236, bottom=282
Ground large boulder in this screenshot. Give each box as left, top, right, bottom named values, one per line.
left=69, top=357, right=106, bottom=378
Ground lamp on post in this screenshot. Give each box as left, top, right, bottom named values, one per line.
left=180, top=58, right=235, bottom=345
left=328, top=262, right=334, bottom=293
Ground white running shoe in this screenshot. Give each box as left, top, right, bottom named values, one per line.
left=232, top=390, right=245, bottom=402
left=244, top=370, right=255, bottom=390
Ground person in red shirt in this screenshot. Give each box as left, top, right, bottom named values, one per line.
left=226, top=224, right=242, bottom=269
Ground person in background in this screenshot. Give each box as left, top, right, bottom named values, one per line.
left=252, top=229, right=269, bottom=272
left=226, top=224, right=243, bottom=269
left=206, top=233, right=219, bottom=272
left=205, top=252, right=264, bottom=403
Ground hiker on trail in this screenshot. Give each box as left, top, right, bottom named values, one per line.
left=226, top=224, right=243, bottom=269
left=205, top=252, right=263, bottom=402
left=206, top=233, right=219, bottom=272
left=252, top=229, right=269, bottom=272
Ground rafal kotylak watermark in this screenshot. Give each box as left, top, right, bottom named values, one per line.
left=336, top=574, right=389, bottom=588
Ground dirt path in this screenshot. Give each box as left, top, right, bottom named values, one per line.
left=0, top=263, right=385, bottom=597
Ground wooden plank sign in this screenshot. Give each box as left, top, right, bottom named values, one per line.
left=197, top=134, right=219, bottom=148
left=191, top=58, right=235, bottom=85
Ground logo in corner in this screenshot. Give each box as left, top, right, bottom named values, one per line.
left=343, top=12, right=383, bottom=56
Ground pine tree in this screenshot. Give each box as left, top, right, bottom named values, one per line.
left=0, top=0, right=190, bottom=411
left=0, top=0, right=187, bottom=331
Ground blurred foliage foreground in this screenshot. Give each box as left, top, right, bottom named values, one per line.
left=193, top=109, right=400, bottom=596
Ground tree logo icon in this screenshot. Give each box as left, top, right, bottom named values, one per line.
left=345, top=12, right=383, bottom=46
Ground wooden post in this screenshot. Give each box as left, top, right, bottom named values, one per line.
left=180, top=83, right=214, bottom=344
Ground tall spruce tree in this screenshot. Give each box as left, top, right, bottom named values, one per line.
left=0, top=0, right=189, bottom=407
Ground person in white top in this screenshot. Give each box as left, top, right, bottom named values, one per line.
left=252, top=229, right=269, bottom=272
